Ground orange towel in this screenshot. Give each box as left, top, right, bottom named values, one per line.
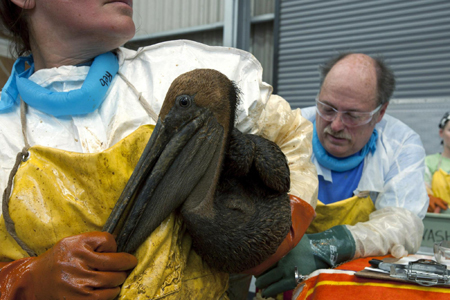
left=293, top=256, right=450, bottom=300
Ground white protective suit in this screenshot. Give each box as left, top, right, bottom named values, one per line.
left=302, top=106, right=428, bottom=258
left=0, top=40, right=318, bottom=210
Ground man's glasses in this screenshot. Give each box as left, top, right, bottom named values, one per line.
left=315, top=98, right=382, bottom=127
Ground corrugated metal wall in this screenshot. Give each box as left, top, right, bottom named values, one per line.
left=274, top=0, right=450, bottom=155
left=275, top=0, right=450, bottom=107
left=127, top=0, right=275, bottom=84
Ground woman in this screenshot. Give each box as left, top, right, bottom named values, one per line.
left=425, top=112, right=450, bottom=213
left=0, top=1, right=318, bottom=299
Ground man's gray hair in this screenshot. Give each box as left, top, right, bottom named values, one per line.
left=319, top=52, right=396, bottom=106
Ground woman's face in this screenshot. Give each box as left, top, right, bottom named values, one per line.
left=440, top=121, right=450, bottom=149
left=25, top=0, right=135, bottom=54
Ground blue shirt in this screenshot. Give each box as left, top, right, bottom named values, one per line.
left=318, top=159, right=364, bottom=204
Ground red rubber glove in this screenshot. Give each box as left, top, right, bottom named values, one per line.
left=428, top=194, right=448, bottom=213
left=0, top=231, right=137, bottom=300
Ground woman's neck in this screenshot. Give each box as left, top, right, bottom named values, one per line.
left=29, top=36, right=113, bottom=71
left=442, top=146, right=450, bottom=159
left=30, top=46, right=102, bottom=71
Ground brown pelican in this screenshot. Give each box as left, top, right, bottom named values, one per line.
left=103, top=69, right=292, bottom=273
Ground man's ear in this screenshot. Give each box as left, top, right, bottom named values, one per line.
left=376, top=102, right=389, bottom=123
left=11, top=0, right=35, bottom=9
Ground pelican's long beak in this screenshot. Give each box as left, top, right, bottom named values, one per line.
left=103, top=109, right=223, bottom=253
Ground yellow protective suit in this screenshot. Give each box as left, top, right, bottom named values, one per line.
left=306, top=195, right=375, bottom=234
left=431, top=168, right=450, bottom=204
left=0, top=125, right=229, bottom=299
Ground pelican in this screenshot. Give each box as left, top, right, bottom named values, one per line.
left=103, top=69, right=291, bottom=273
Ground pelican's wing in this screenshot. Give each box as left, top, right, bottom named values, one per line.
left=247, top=134, right=290, bottom=194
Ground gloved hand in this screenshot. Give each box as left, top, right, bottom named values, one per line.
left=428, top=194, right=448, bottom=213
left=255, top=225, right=355, bottom=297
left=0, top=231, right=137, bottom=300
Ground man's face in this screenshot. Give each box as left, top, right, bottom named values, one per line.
left=315, top=54, right=388, bottom=158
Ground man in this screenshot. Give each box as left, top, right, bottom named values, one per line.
left=256, top=53, right=428, bottom=297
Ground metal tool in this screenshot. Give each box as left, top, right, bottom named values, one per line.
left=389, top=259, right=450, bottom=286
left=294, top=266, right=308, bottom=284
left=369, top=259, right=406, bottom=272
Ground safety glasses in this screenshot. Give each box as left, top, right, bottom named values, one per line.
left=315, top=98, right=382, bottom=127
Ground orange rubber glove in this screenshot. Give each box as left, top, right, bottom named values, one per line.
left=0, top=231, right=137, bottom=300
left=428, top=194, right=448, bottom=213
left=243, top=194, right=316, bottom=276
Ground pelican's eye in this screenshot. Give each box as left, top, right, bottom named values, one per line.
left=176, top=95, right=192, bottom=108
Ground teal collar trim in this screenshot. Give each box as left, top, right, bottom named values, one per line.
left=0, top=52, right=118, bottom=116
left=313, top=121, right=378, bottom=172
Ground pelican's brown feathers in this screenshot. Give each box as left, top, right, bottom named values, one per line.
left=104, top=68, right=292, bottom=273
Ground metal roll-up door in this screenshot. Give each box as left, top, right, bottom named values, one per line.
left=274, top=0, right=450, bottom=154
left=274, top=0, right=450, bottom=107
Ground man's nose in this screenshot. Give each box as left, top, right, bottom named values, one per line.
left=330, top=113, right=346, bottom=132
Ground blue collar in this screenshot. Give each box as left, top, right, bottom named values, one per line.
left=313, top=121, right=378, bottom=172
left=0, top=52, right=118, bottom=116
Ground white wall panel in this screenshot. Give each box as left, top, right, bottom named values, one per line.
left=251, top=21, right=274, bottom=85
left=252, top=0, right=275, bottom=16
left=133, top=0, right=224, bottom=37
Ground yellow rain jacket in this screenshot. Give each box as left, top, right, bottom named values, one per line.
left=431, top=168, right=450, bottom=204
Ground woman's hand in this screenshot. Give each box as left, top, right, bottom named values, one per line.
left=0, top=231, right=137, bottom=300
left=428, top=194, right=448, bottom=213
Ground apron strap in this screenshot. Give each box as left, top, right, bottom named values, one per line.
left=2, top=99, right=35, bottom=256
left=20, top=98, right=30, bottom=149
left=117, top=71, right=158, bottom=123
left=2, top=149, right=36, bottom=257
